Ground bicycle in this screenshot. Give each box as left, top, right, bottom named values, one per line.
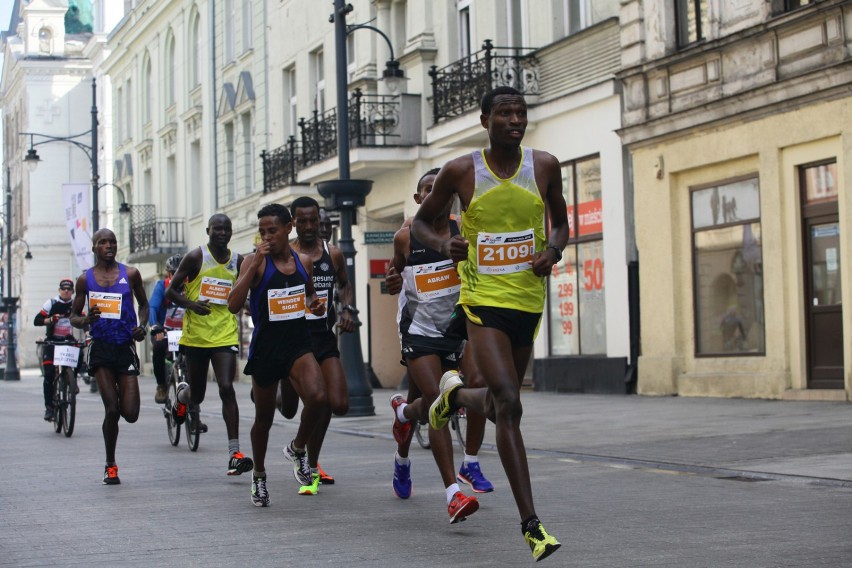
left=36, top=338, right=85, bottom=438
left=161, top=329, right=201, bottom=451
left=414, top=409, right=466, bottom=451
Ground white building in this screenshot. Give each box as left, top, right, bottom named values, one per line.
left=0, top=0, right=122, bottom=366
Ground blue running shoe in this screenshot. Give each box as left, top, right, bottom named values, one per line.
left=457, top=461, right=494, bottom=493
left=393, top=457, right=412, bottom=499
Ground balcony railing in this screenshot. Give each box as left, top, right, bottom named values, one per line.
left=126, top=204, right=185, bottom=263
left=428, top=39, right=539, bottom=124
left=261, top=89, right=416, bottom=193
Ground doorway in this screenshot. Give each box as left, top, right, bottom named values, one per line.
left=801, top=162, right=843, bottom=389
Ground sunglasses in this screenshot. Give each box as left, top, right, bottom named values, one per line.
left=60, top=287, right=73, bottom=291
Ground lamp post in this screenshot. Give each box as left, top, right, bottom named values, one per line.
left=3, top=166, right=20, bottom=381
left=20, top=77, right=100, bottom=231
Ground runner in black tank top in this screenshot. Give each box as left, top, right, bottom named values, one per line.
left=229, top=204, right=328, bottom=505
left=288, top=196, right=358, bottom=486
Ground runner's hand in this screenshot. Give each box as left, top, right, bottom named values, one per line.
left=441, top=235, right=469, bottom=264
left=86, top=306, right=102, bottom=324
left=308, top=298, right=326, bottom=318
left=385, top=264, right=402, bottom=295
left=189, top=299, right=211, bottom=316
left=132, top=326, right=146, bottom=342
left=531, top=249, right=558, bottom=277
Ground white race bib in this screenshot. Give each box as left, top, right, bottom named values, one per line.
left=413, top=260, right=461, bottom=300
left=54, top=345, right=80, bottom=367
left=89, top=291, right=122, bottom=320
left=268, top=285, right=306, bottom=322
left=476, top=229, right=535, bottom=274
left=305, top=289, right=329, bottom=320
left=167, top=330, right=183, bottom=352
left=199, top=276, right=232, bottom=305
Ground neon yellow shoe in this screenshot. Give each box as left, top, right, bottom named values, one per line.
left=428, top=371, right=463, bottom=430
left=524, top=520, right=561, bottom=562
left=298, top=473, right=320, bottom=496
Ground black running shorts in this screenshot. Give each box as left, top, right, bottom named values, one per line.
left=86, top=339, right=141, bottom=376
left=309, top=329, right=340, bottom=363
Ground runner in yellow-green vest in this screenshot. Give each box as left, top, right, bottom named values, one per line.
left=411, top=86, right=569, bottom=563
left=166, top=214, right=253, bottom=477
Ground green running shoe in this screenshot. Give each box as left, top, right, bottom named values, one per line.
left=429, top=371, right=463, bottom=430
left=524, top=519, right=561, bottom=562
left=298, top=472, right=321, bottom=496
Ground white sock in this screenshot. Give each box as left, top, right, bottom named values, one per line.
left=395, top=452, right=410, bottom=466
left=445, top=483, right=461, bottom=504
left=463, top=453, right=478, bottom=465
left=396, top=402, right=409, bottom=423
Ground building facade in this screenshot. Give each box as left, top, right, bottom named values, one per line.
left=0, top=0, right=122, bottom=366
left=619, top=0, right=852, bottom=400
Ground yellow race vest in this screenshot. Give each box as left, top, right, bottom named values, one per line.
left=180, top=245, right=239, bottom=347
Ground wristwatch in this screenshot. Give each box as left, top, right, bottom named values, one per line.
left=547, top=245, right=563, bottom=263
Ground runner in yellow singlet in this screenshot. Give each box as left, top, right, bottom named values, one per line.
left=166, top=214, right=253, bottom=477
left=412, top=86, right=569, bottom=562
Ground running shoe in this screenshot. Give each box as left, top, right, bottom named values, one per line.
left=429, top=370, right=463, bottom=430
left=390, top=393, right=412, bottom=445
left=317, top=463, right=334, bottom=485
left=392, top=458, right=412, bottom=499
left=457, top=461, right=495, bottom=493
left=523, top=519, right=561, bottom=562
left=298, top=473, right=321, bottom=496
left=154, top=384, right=167, bottom=404
left=447, top=491, right=479, bottom=524
left=284, top=441, right=313, bottom=486
left=102, top=465, right=120, bottom=485
left=251, top=475, right=269, bottom=507
left=228, top=452, right=254, bottom=476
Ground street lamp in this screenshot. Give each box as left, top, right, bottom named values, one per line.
left=320, top=0, right=409, bottom=416
left=19, top=77, right=100, bottom=231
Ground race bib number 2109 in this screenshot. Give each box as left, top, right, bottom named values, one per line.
left=476, top=229, right=535, bottom=274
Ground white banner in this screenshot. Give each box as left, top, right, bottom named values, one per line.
left=62, top=183, right=93, bottom=271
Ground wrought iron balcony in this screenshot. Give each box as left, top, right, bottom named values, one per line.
left=428, top=39, right=539, bottom=124
left=262, top=89, right=418, bottom=193
left=125, top=204, right=185, bottom=264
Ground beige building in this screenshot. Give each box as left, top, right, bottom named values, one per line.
left=619, top=0, right=852, bottom=400
left=264, top=0, right=636, bottom=391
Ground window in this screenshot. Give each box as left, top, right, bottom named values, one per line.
left=312, top=49, right=325, bottom=113
left=166, top=34, right=176, bottom=106
left=241, top=112, right=253, bottom=196
left=784, top=0, right=815, bottom=10
left=116, top=86, right=124, bottom=142
left=676, top=0, right=709, bottom=47
left=548, top=156, right=606, bottom=355
left=458, top=1, right=471, bottom=58
left=224, top=122, right=236, bottom=202
left=346, top=34, right=356, bottom=83
left=190, top=140, right=202, bottom=215
left=225, top=0, right=236, bottom=62
left=190, top=13, right=201, bottom=87
left=143, top=56, right=152, bottom=124
left=38, top=27, right=53, bottom=54
left=284, top=66, right=297, bottom=137
left=691, top=177, right=765, bottom=356
left=125, top=79, right=133, bottom=139
left=563, top=0, right=589, bottom=36
left=242, top=1, right=253, bottom=52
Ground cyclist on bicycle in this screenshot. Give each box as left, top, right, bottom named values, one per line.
left=149, top=254, right=185, bottom=404
left=34, top=279, right=77, bottom=421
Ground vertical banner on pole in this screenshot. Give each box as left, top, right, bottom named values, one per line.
left=62, top=183, right=94, bottom=271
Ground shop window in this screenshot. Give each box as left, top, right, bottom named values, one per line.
left=548, top=155, right=605, bottom=355
left=691, top=176, right=765, bottom=356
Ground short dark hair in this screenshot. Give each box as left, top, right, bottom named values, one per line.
left=416, top=168, right=441, bottom=191
left=480, top=86, right=523, bottom=115
left=257, top=203, right=292, bottom=224
left=290, top=196, right=320, bottom=218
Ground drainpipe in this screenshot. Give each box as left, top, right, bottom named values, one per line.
left=209, top=0, right=219, bottom=210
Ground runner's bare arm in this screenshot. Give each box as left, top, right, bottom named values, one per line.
left=228, top=251, right=264, bottom=314
left=69, top=273, right=97, bottom=328
left=328, top=244, right=355, bottom=332
left=532, top=151, right=570, bottom=277
left=128, top=267, right=149, bottom=341
left=300, top=253, right=325, bottom=317
left=412, top=157, right=471, bottom=262
left=166, top=247, right=210, bottom=314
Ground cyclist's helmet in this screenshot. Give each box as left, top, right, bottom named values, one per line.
left=165, top=254, right=183, bottom=274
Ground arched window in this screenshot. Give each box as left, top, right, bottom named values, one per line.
left=190, top=11, right=201, bottom=87
left=143, top=54, right=152, bottom=124
left=166, top=32, right=176, bottom=106
left=38, top=27, right=53, bottom=54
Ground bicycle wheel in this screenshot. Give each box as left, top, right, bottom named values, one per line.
left=185, top=406, right=200, bottom=452
left=451, top=409, right=467, bottom=453
left=414, top=420, right=431, bottom=449
left=165, top=363, right=181, bottom=446
left=62, top=368, right=76, bottom=437
left=53, top=376, right=63, bottom=434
